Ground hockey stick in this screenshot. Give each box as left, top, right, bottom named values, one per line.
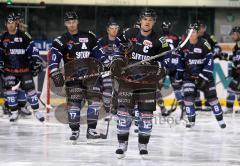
left=122, top=29, right=194, bottom=71
left=167, top=99, right=178, bottom=114
left=11, top=81, right=21, bottom=91
left=70, top=71, right=111, bottom=81
left=100, top=116, right=111, bottom=139
left=62, top=29, right=193, bottom=82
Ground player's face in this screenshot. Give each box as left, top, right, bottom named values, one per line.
left=6, top=21, right=17, bottom=33
left=189, top=30, right=199, bottom=43
left=198, top=25, right=206, bottom=36
left=140, top=16, right=155, bottom=32
left=230, top=32, right=240, bottom=42
left=107, top=25, right=119, bottom=38
left=65, top=20, right=78, bottom=34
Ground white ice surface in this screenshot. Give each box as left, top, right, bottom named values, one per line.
left=0, top=108, right=240, bottom=166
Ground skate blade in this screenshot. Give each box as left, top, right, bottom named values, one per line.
left=65, top=140, right=79, bottom=145
left=140, top=154, right=149, bottom=160
left=117, top=154, right=125, bottom=159
left=87, top=139, right=101, bottom=144
left=20, top=115, right=32, bottom=119
left=71, top=140, right=78, bottom=145
left=2, top=115, right=11, bottom=119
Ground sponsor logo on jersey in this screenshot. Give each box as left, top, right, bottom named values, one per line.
left=79, top=38, right=89, bottom=43
left=9, top=49, right=25, bottom=55
left=143, top=40, right=152, bottom=47
left=14, top=37, right=23, bottom=42
left=193, top=48, right=202, bottom=53
left=76, top=51, right=90, bottom=59
left=188, top=59, right=204, bottom=65
left=131, top=52, right=150, bottom=60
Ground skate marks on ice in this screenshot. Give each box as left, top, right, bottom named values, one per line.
left=1, top=113, right=240, bottom=165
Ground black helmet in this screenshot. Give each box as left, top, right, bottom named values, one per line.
left=162, top=21, right=171, bottom=31
left=229, top=26, right=240, bottom=35
left=139, top=8, right=157, bottom=22
left=107, top=17, right=119, bottom=27
left=64, top=11, right=78, bottom=21
left=5, top=13, right=16, bottom=23
left=188, top=23, right=200, bottom=31
left=15, top=13, right=22, bottom=20
left=197, top=20, right=206, bottom=27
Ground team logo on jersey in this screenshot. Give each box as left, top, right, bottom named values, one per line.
left=193, top=48, right=202, bottom=53
left=237, top=41, right=240, bottom=48
left=67, top=44, right=73, bottom=50
left=3, top=39, right=10, bottom=48
left=79, top=38, right=89, bottom=43
left=143, top=40, right=152, bottom=47
left=3, top=42, right=8, bottom=48
left=130, top=38, right=137, bottom=42
left=14, top=37, right=23, bottom=42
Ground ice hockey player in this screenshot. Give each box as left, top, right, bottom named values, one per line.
left=225, top=26, right=240, bottom=113
left=15, top=12, right=32, bottom=117
left=157, top=21, right=184, bottom=117
left=176, top=23, right=226, bottom=129
left=96, top=18, right=121, bottom=113
left=195, top=20, right=227, bottom=111
left=49, top=11, right=103, bottom=142
left=1, top=12, right=31, bottom=118
left=0, top=13, right=44, bottom=122
left=111, top=8, right=170, bottom=158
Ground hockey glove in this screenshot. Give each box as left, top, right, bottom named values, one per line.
left=110, top=56, right=127, bottom=77
left=50, top=69, right=65, bottom=87
left=31, top=57, right=44, bottom=76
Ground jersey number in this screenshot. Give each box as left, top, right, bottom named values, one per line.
left=143, top=46, right=149, bottom=53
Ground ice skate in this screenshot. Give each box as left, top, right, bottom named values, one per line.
left=116, top=141, right=128, bottom=159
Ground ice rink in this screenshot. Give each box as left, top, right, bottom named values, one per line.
left=0, top=108, right=240, bottom=166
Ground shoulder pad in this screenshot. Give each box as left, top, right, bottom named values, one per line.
left=210, top=35, right=217, bottom=43
left=123, top=28, right=130, bottom=32
left=24, top=31, right=32, bottom=39
left=53, top=36, right=64, bottom=47
left=203, top=41, right=211, bottom=50
left=88, top=31, right=96, bottom=37
left=159, top=37, right=168, bottom=48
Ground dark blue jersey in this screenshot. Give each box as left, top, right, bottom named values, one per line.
left=49, top=31, right=98, bottom=73
left=177, top=38, right=214, bottom=81
left=118, top=28, right=170, bottom=66
left=0, top=30, right=39, bottom=74
left=232, top=41, right=240, bottom=70
left=96, top=36, right=121, bottom=67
